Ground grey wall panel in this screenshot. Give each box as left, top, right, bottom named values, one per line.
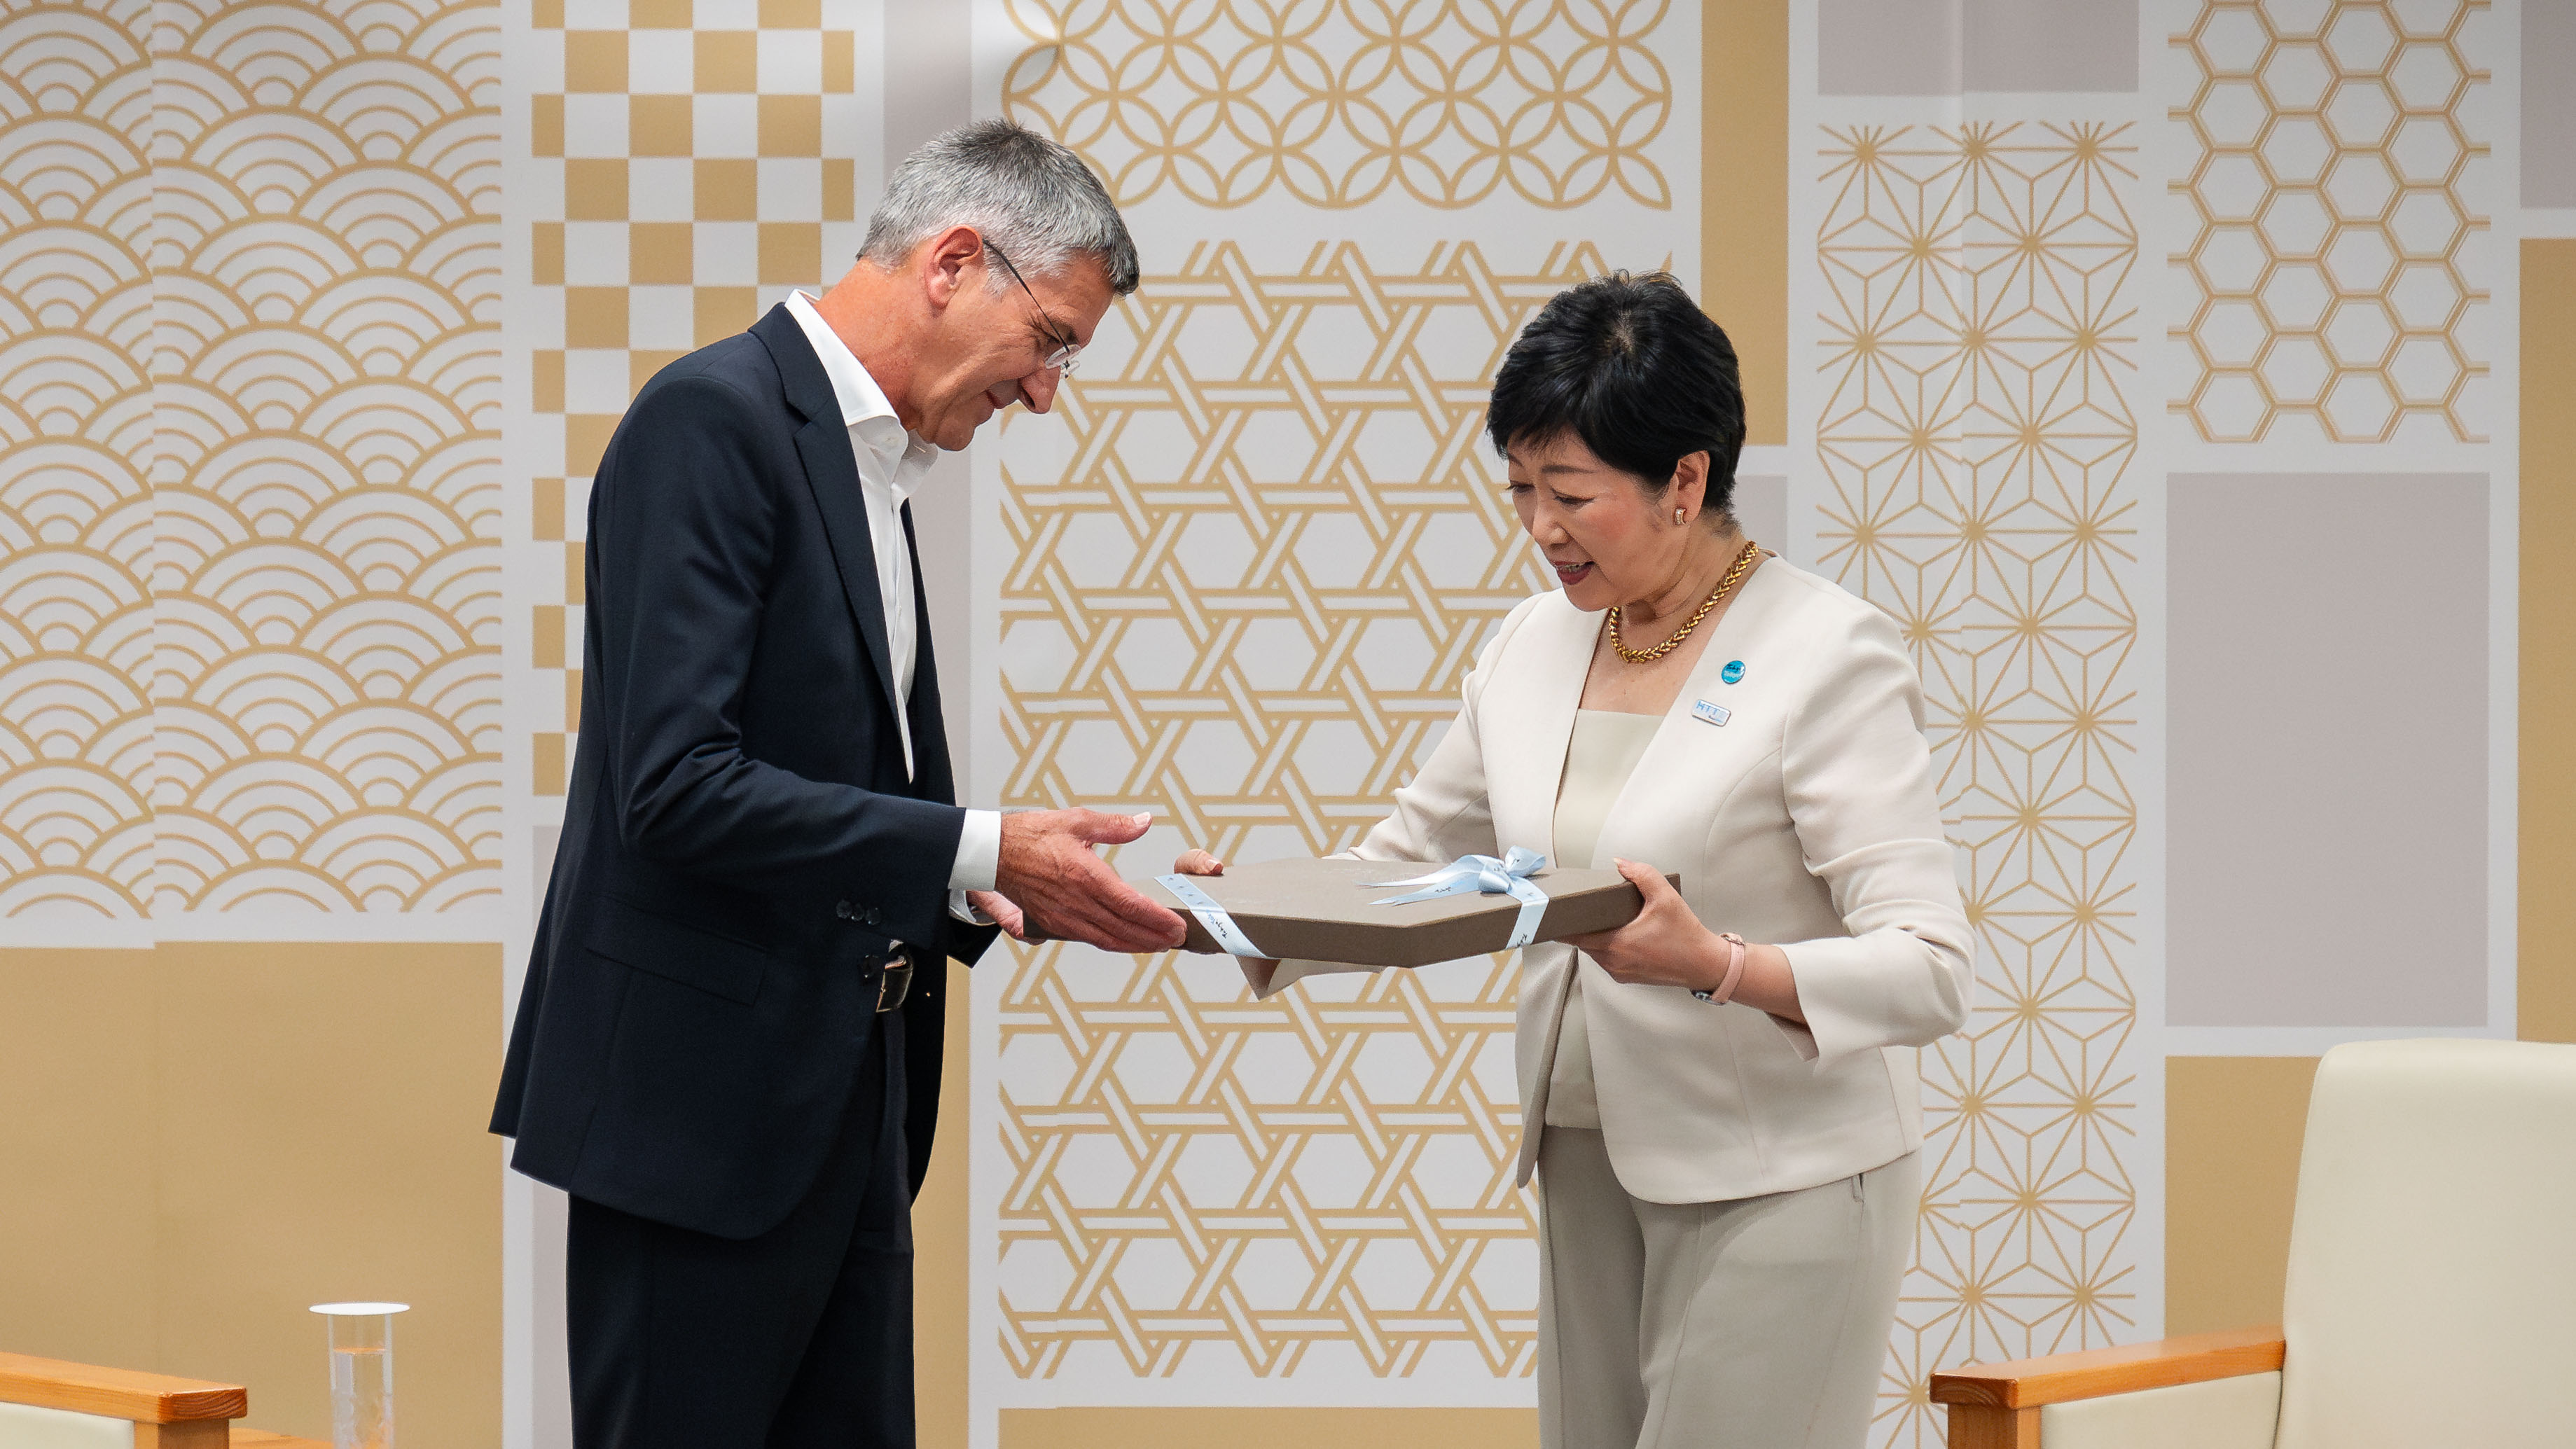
left=2167, top=473, right=2488, bottom=1027
left=887, top=0, right=980, bottom=782
left=886, top=0, right=974, bottom=168
left=2528, top=0, right=2576, bottom=207
left=1820, top=0, right=1962, bottom=96
left=1732, top=473, right=1788, bottom=559
left=1820, top=0, right=2138, bottom=95
left=1962, top=0, right=2138, bottom=93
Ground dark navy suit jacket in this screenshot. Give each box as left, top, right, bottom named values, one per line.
left=492, top=305, right=999, bottom=1240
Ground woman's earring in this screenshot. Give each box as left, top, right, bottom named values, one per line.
left=1673, top=507, right=1687, bottom=527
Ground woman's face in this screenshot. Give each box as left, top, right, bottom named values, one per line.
left=1506, top=431, right=1699, bottom=613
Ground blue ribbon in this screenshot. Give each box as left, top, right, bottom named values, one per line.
left=1363, top=847, right=1551, bottom=950
left=1158, top=873, right=1268, bottom=957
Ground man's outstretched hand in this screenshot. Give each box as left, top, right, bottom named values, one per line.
left=988, top=808, right=1187, bottom=953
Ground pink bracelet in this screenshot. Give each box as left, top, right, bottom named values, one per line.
left=1693, top=932, right=1749, bottom=1004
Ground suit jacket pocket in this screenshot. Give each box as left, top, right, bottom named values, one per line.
left=588, top=901, right=772, bottom=1005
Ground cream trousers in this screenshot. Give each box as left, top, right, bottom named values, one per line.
left=1537, top=1130, right=1918, bottom=1449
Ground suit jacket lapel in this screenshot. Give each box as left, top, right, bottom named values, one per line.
left=753, top=305, right=901, bottom=719
left=1485, top=596, right=1595, bottom=862
left=901, top=501, right=957, bottom=805
left=1487, top=595, right=1595, bottom=1189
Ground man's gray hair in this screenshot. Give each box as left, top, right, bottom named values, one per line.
left=861, top=119, right=1139, bottom=296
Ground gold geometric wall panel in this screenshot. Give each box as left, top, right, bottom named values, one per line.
left=0, top=0, right=501, bottom=921
left=999, top=0, right=1677, bottom=209
left=992, top=240, right=1590, bottom=1378
left=150, top=0, right=501, bottom=913
left=521, top=0, right=863, bottom=798
left=1813, top=123, right=2142, bottom=1448
left=2172, top=0, right=2490, bottom=441
left=0, top=0, right=155, bottom=918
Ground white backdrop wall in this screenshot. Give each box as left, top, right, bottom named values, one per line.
left=963, top=0, right=1701, bottom=1423
left=1, top=1, right=2540, bottom=1445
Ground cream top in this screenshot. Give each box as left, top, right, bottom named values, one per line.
left=1245, top=563, right=1974, bottom=1204
left=1546, top=709, right=1663, bottom=1129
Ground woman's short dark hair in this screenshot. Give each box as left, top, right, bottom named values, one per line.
left=1486, top=272, right=1745, bottom=518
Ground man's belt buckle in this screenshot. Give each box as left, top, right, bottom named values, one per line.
left=877, top=948, right=915, bottom=1013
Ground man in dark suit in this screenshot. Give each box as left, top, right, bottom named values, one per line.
left=491, top=120, right=1185, bottom=1448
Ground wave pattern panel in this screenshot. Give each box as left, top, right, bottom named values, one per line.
left=146, top=0, right=501, bottom=916
left=0, top=1, right=158, bottom=920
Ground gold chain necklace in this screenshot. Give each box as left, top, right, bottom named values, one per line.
left=1607, top=539, right=1762, bottom=664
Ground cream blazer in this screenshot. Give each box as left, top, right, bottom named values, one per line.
left=1254, top=560, right=1973, bottom=1205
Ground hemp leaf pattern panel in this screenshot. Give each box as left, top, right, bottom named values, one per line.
left=0, top=1, right=157, bottom=921
left=1813, top=124, right=2144, bottom=1447
left=990, top=240, right=1584, bottom=1383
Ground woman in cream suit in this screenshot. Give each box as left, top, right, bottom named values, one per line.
left=1177, top=273, right=1972, bottom=1449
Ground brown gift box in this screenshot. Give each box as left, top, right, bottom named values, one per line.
left=1143, top=857, right=1675, bottom=970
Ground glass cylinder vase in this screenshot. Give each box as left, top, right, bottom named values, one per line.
left=310, top=1301, right=408, bottom=1449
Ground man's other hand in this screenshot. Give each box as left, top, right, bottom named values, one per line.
left=994, top=809, right=1188, bottom=953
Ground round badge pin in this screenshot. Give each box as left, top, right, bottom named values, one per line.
left=1720, top=660, right=1745, bottom=684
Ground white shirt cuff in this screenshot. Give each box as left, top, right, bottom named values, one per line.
left=948, top=808, right=1000, bottom=892
left=948, top=889, right=994, bottom=925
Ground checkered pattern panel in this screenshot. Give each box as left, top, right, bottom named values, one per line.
left=524, top=0, right=864, bottom=793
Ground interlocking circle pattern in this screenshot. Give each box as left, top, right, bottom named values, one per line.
left=1002, top=0, right=1676, bottom=209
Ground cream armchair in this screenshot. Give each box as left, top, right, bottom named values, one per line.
left=1931, top=1037, right=2576, bottom=1448
left=0, top=1352, right=321, bottom=1448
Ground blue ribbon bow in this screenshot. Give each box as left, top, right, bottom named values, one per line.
left=1364, top=847, right=1551, bottom=949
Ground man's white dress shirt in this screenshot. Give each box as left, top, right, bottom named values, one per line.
left=785, top=291, right=1000, bottom=906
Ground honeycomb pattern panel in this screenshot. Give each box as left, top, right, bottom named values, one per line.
left=992, top=240, right=1600, bottom=1380
left=1811, top=123, right=2145, bottom=1448
left=998, top=0, right=1677, bottom=209
left=2172, top=0, right=2491, bottom=441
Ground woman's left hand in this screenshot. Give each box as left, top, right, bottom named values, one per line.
left=1563, top=858, right=1724, bottom=992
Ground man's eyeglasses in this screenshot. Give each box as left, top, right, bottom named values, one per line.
left=982, top=238, right=1083, bottom=377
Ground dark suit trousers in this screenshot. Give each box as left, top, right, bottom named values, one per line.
left=567, top=1014, right=913, bottom=1449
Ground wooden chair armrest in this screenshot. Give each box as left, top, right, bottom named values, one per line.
left=1931, top=1325, right=2285, bottom=1410
left=0, top=1350, right=248, bottom=1422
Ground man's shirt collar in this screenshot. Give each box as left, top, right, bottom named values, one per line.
left=784, top=290, right=918, bottom=470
